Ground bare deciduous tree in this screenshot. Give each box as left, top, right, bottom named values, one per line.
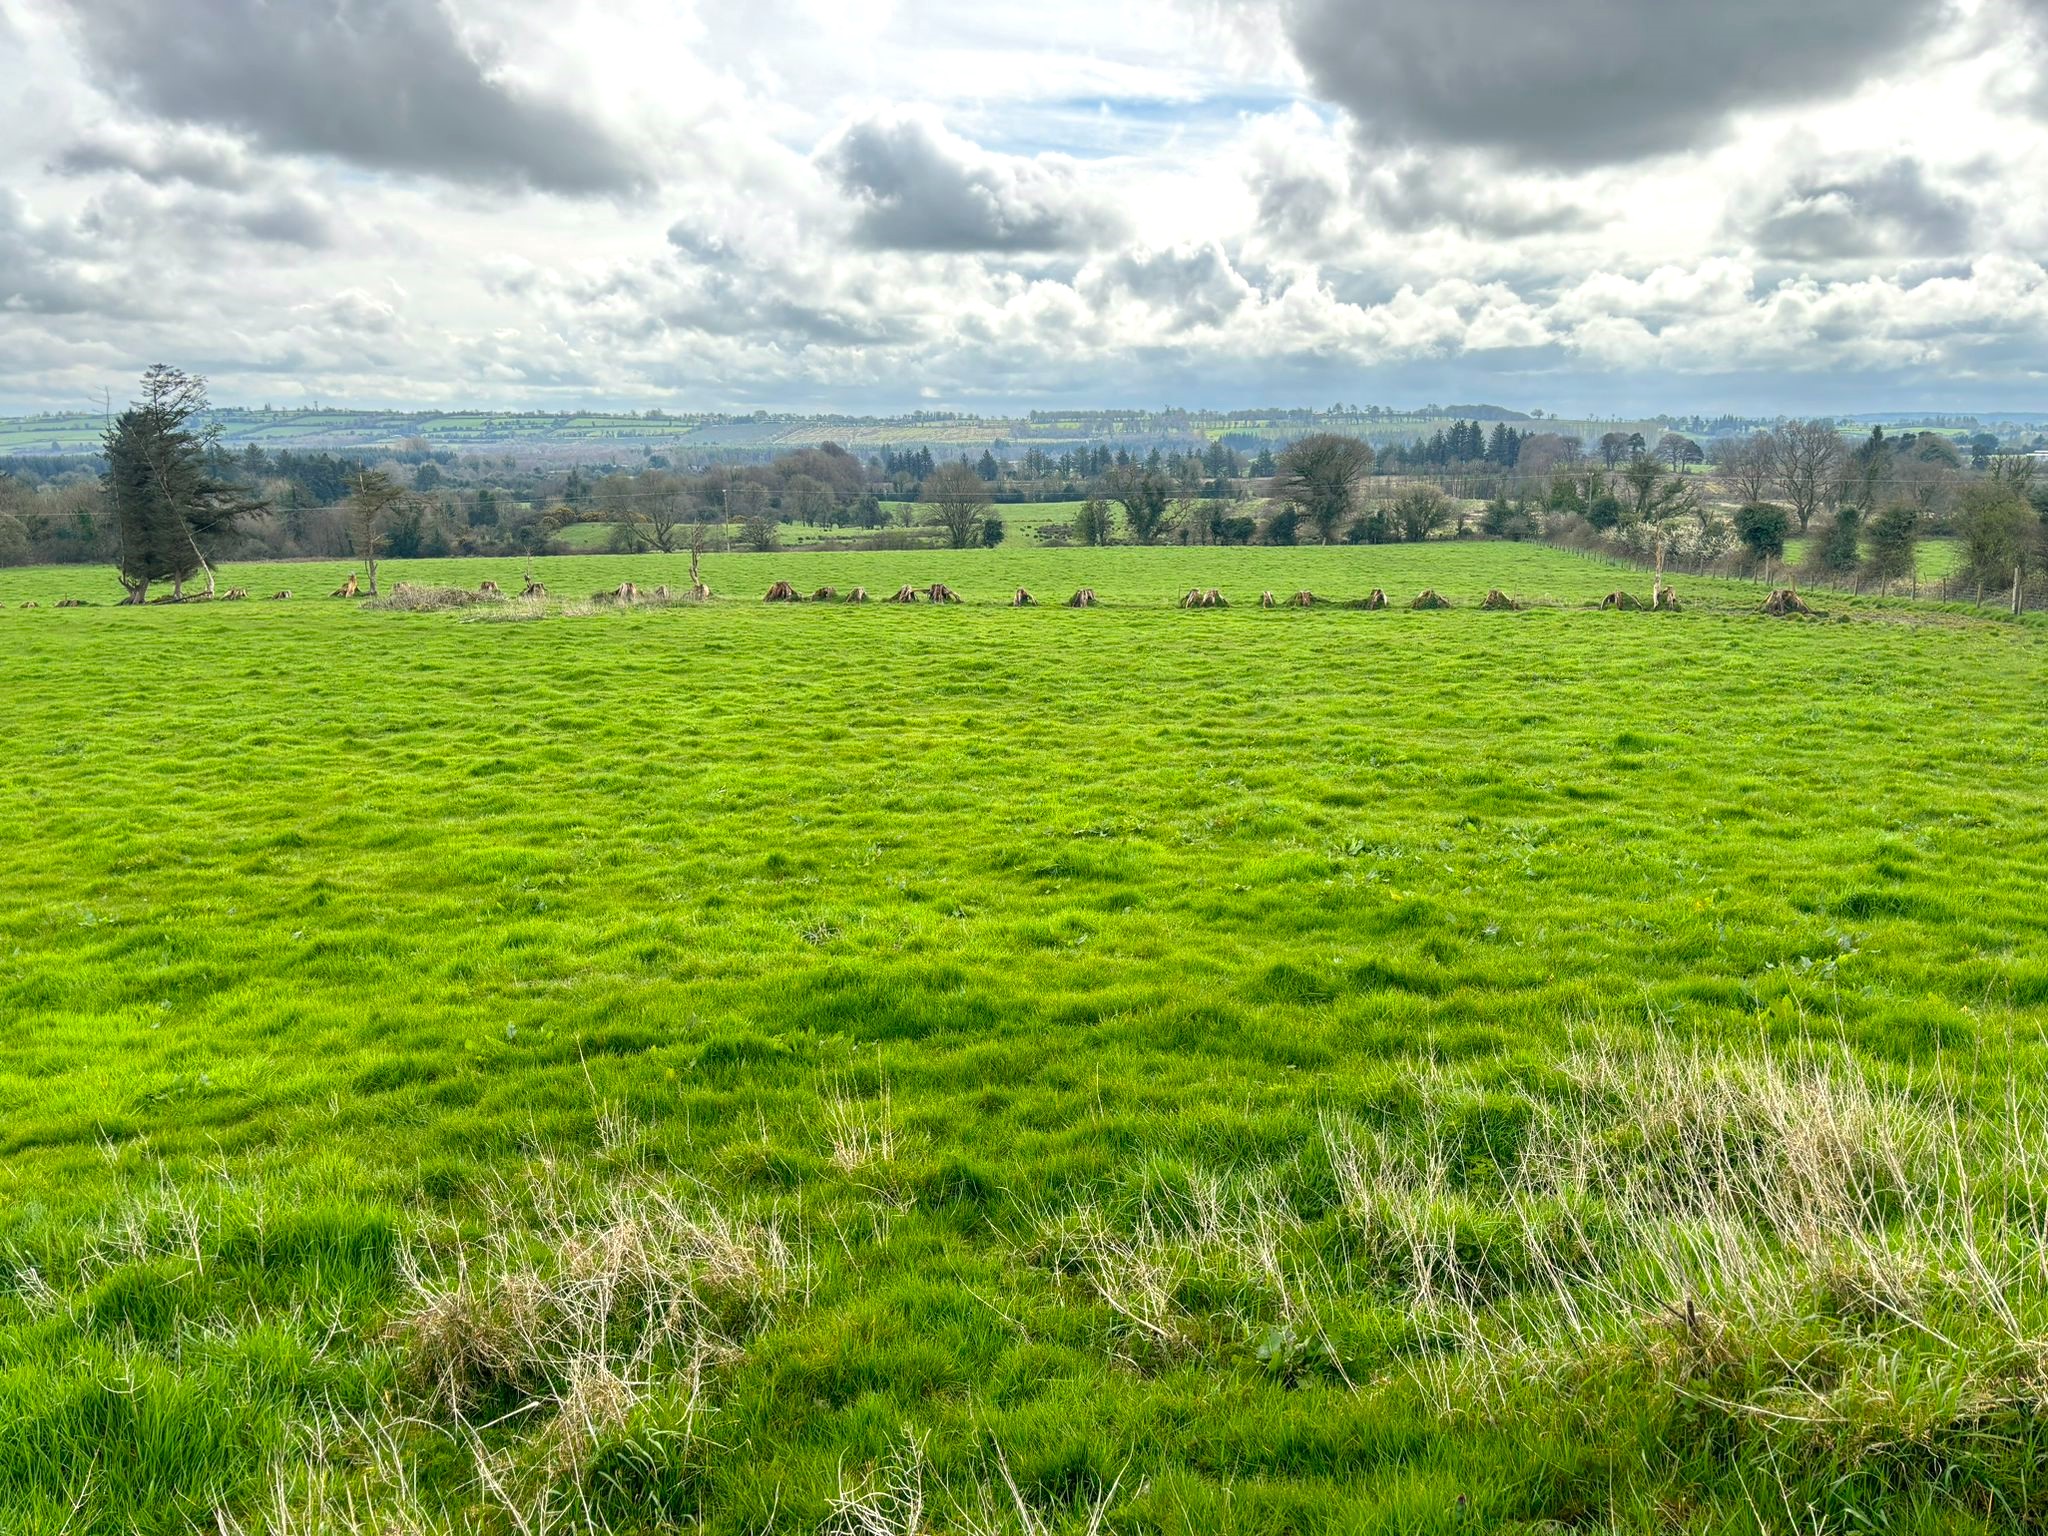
left=921, top=461, right=992, bottom=549
left=1771, top=420, right=1845, bottom=533
left=1658, top=432, right=1704, bottom=472
left=639, top=470, right=688, bottom=553
left=1713, top=431, right=1777, bottom=506
left=345, top=469, right=409, bottom=595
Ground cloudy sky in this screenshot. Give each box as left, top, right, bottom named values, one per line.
left=3, top=0, right=2048, bottom=416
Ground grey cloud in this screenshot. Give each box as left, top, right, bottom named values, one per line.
left=1248, top=160, right=1343, bottom=249
left=0, top=191, right=146, bottom=317
left=63, top=0, right=646, bottom=194
left=601, top=250, right=899, bottom=349
left=1357, top=158, right=1599, bottom=237
left=1244, top=141, right=1593, bottom=254
left=2016, top=0, right=2048, bottom=111
left=54, top=128, right=254, bottom=189
left=233, top=192, right=339, bottom=249
left=1098, top=245, right=1251, bottom=329
left=822, top=114, right=1116, bottom=253
left=76, top=183, right=337, bottom=254
left=1279, top=0, right=1942, bottom=167
left=1740, top=157, right=1974, bottom=261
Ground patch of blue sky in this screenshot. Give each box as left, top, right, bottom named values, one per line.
left=973, top=90, right=1308, bottom=158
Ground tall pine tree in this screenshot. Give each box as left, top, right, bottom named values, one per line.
left=102, top=366, right=262, bottom=603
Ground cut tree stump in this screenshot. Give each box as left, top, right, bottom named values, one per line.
left=1012, top=588, right=1036, bottom=606
left=811, top=587, right=838, bottom=602
left=270, top=590, right=292, bottom=601
left=1761, top=588, right=1818, bottom=617
left=1291, top=591, right=1316, bottom=608
left=1261, top=590, right=1276, bottom=609
left=478, top=581, right=501, bottom=596
left=332, top=574, right=361, bottom=598
left=1600, top=590, right=1644, bottom=610
left=1067, top=588, right=1098, bottom=608
left=1482, top=589, right=1519, bottom=611
left=1364, top=589, right=1388, bottom=610
left=222, top=588, right=248, bottom=601
left=764, top=581, right=802, bottom=602
left=1181, top=588, right=1228, bottom=608
left=888, top=585, right=921, bottom=603
left=927, top=583, right=962, bottom=604
left=521, top=580, right=547, bottom=598
left=1652, top=587, right=1682, bottom=612
left=844, top=587, right=870, bottom=603
left=1411, top=589, right=1452, bottom=610
left=653, top=585, right=673, bottom=600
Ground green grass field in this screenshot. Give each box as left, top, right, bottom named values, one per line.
left=1780, top=535, right=1964, bottom=585
left=552, top=503, right=1091, bottom=552
left=3, top=544, right=2046, bottom=1534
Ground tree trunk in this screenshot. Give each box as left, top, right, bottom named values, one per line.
left=179, top=516, right=216, bottom=598
left=369, top=552, right=379, bottom=597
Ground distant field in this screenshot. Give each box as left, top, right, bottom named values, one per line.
left=1781, top=533, right=1963, bottom=584
left=3, top=543, right=2046, bottom=1534
left=554, top=503, right=1104, bottom=552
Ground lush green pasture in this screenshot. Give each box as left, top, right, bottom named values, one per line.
left=551, top=502, right=1088, bottom=552
left=1780, top=534, right=1964, bottom=585
left=2, top=544, right=2046, bottom=1534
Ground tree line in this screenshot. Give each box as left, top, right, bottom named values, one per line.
left=7, top=370, right=2046, bottom=610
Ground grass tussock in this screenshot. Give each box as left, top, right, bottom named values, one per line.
left=385, top=1161, right=803, bottom=1425
left=1034, top=1032, right=2048, bottom=1505
left=364, top=583, right=502, bottom=612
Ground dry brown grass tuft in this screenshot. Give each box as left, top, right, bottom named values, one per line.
left=365, top=584, right=497, bottom=613
left=382, top=1158, right=807, bottom=1463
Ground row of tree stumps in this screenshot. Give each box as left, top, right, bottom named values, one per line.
left=746, top=581, right=1695, bottom=612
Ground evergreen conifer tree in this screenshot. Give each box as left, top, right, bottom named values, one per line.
left=102, top=366, right=262, bottom=604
